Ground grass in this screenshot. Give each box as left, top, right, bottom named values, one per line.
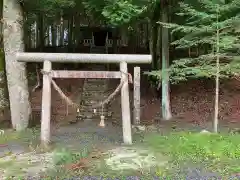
left=52, top=147, right=89, bottom=165
left=40, top=147, right=91, bottom=179
left=143, top=132, right=240, bottom=177
left=0, top=128, right=40, bottom=144
left=42, top=131, right=240, bottom=179
left=0, top=128, right=46, bottom=179
left=0, top=128, right=239, bottom=179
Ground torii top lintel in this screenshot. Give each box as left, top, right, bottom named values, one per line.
left=16, top=53, right=152, bottom=64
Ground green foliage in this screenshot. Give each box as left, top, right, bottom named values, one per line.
left=102, top=1, right=144, bottom=26
left=20, top=0, right=153, bottom=38
left=147, top=0, right=240, bottom=84
left=83, top=0, right=150, bottom=26
left=52, top=147, right=89, bottom=165
left=21, top=0, right=151, bottom=26
left=144, top=132, right=240, bottom=176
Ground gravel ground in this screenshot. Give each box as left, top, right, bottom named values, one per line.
left=0, top=121, right=238, bottom=179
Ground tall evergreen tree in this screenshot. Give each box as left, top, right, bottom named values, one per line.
left=147, top=0, right=240, bottom=130
left=148, top=0, right=240, bottom=83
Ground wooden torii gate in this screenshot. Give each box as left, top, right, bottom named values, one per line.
left=16, top=53, right=152, bottom=145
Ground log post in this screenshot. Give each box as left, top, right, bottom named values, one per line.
left=133, top=67, right=141, bottom=125
left=120, top=61, right=132, bottom=144
left=41, top=60, right=52, bottom=146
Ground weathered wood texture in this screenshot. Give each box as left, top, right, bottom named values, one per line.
left=133, top=67, right=140, bottom=125
left=50, top=70, right=121, bottom=79
left=16, top=53, right=152, bottom=63
left=120, top=61, right=132, bottom=144
left=41, top=61, right=52, bottom=145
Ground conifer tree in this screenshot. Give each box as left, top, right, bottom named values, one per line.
left=147, top=0, right=240, bottom=131
left=150, top=0, right=240, bottom=82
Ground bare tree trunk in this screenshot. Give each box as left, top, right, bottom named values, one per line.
left=51, top=22, right=56, bottom=47
left=47, top=26, right=51, bottom=46
left=60, top=17, right=64, bottom=46
left=156, top=21, right=162, bottom=67
left=128, top=27, right=137, bottom=53
left=150, top=0, right=161, bottom=70
left=161, top=2, right=172, bottom=120
left=37, top=14, right=44, bottom=51
left=0, top=51, right=9, bottom=122
left=213, top=6, right=220, bottom=133
left=0, top=0, right=9, bottom=118
left=68, top=16, right=73, bottom=51
left=150, top=24, right=158, bottom=69
left=3, top=0, right=31, bottom=130
left=112, top=28, right=118, bottom=53
left=121, top=26, right=128, bottom=46
left=74, top=15, right=81, bottom=47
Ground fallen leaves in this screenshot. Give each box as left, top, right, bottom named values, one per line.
left=64, top=148, right=104, bottom=171
left=65, top=157, right=90, bottom=171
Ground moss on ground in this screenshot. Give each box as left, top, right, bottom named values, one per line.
left=0, top=128, right=239, bottom=179
left=42, top=131, right=240, bottom=179
left=143, top=132, right=240, bottom=177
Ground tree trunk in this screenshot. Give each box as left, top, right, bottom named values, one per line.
left=0, top=0, right=9, bottom=123
left=75, top=15, right=82, bottom=47
left=128, top=27, right=136, bottom=53
left=68, top=16, right=73, bottom=51
left=0, top=50, right=9, bottom=123
left=161, top=2, right=172, bottom=120
left=213, top=7, right=220, bottom=133
left=51, top=22, right=56, bottom=47
left=112, top=28, right=118, bottom=53
left=156, top=22, right=162, bottom=67
left=150, top=23, right=158, bottom=69
left=121, top=26, right=128, bottom=46
left=37, top=14, right=44, bottom=51
left=60, top=17, right=64, bottom=46
left=47, top=26, right=51, bottom=46
left=150, top=1, right=161, bottom=70
left=3, top=0, right=31, bottom=130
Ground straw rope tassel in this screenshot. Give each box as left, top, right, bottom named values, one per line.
left=99, top=105, right=105, bottom=127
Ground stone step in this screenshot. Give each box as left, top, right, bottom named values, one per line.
left=85, top=79, right=107, bottom=82
left=83, top=85, right=108, bottom=89
left=82, top=90, right=108, bottom=94
left=83, top=83, right=107, bottom=86
left=79, top=64, right=121, bottom=122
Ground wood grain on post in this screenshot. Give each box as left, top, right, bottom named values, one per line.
left=50, top=70, right=121, bottom=79
left=16, top=53, right=152, bottom=64
left=133, top=67, right=141, bottom=125
left=120, top=61, right=132, bottom=144
left=41, top=60, right=52, bottom=145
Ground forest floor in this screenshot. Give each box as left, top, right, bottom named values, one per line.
left=0, top=120, right=239, bottom=179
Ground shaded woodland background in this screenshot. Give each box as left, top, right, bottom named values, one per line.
left=0, top=0, right=240, bottom=129
left=1, top=27, right=240, bottom=128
